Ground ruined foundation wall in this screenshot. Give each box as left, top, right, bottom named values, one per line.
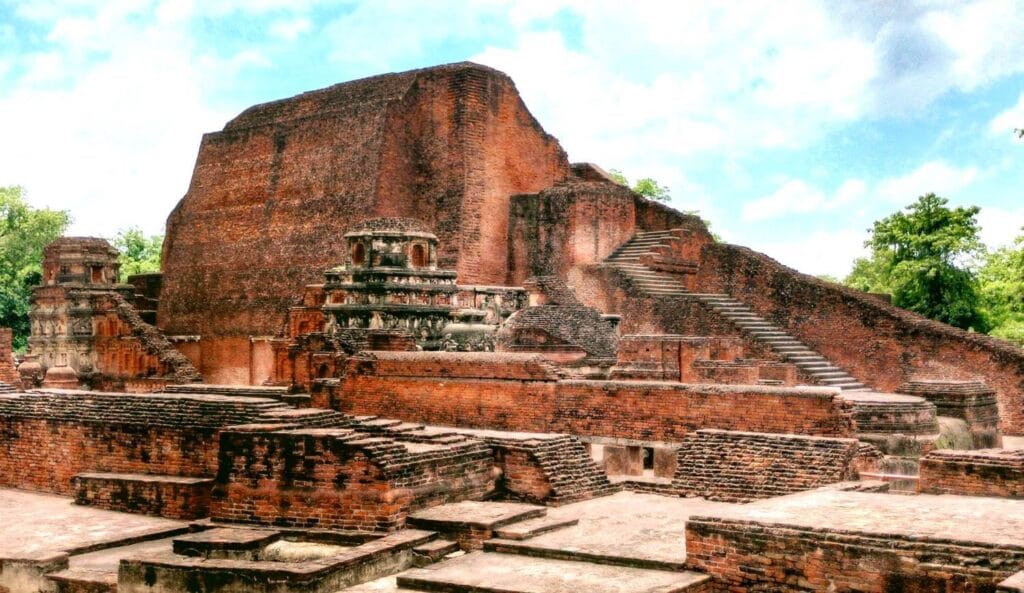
left=672, top=429, right=867, bottom=502
left=158, top=63, right=569, bottom=384
left=694, top=242, right=1024, bottom=434
left=0, top=392, right=288, bottom=494
left=919, top=449, right=1024, bottom=498
left=686, top=518, right=1024, bottom=593
left=212, top=428, right=496, bottom=531
left=335, top=353, right=855, bottom=442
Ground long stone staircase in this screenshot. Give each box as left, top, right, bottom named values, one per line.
left=604, top=231, right=870, bottom=391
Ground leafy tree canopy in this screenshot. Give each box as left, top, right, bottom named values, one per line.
left=608, top=169, right=671, bottom=203
left=112, top=227, right=162, bottom=281
left=979, top=232, right=1024, bottom=345
left=844, top=193, right=989, bottom=331
left=0, top=186, right=70, bottom=350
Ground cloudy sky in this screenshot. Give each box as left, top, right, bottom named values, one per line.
left=1, top=0, right=1022, bottom=277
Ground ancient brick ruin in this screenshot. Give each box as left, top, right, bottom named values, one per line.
left=4, top=62, right=1024, bottom=593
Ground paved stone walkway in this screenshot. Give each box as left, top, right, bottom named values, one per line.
left=0, top=488, right=187, bottom=561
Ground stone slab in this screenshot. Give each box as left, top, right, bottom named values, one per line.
left=0, top=488, right=189, bottom=562
left=492, top=516, right=579, bottom=541
left=172, top=528, right=281, bottom=555
left=408, top=502, right=546, bottom=530
left=486, top=492, right=734, bottom=570
left=397, top=551, right=709, bottom=593
left=694, top=488, right=1024, bottom=548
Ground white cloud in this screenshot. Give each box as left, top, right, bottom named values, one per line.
left=269, top=17, right=311, bottom=41
left=989, top=92, right=1024, bottom=140
left=876, top=161, right=979, bottom=202
left=742, top=179, right=866, bottom=222
left=978, top=206, right=1024, bottom=249
left=749, top=229, right=869, bottom=278
left=0, top=3, right=241, bottom=237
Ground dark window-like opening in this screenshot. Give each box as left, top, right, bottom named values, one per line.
left=91, top=266, right=103, bottom=283
left=410, top=244, right=427, bottom=268
left=643, top=447, right=655, bottom=470
left=352, top=242, right=366, bottom=266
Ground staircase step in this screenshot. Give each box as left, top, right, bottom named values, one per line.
left=48, top=568, right=117, bottom=593
left=492, top=516, right=579, bottom=541
left=412, top=539, right=461, bottom=562
left=396, top=552, right=709, bottom=593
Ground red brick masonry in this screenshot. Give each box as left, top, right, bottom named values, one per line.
left=919, top=448, right=1024, bottom=498
left=333, top=352, right=856, bottom=441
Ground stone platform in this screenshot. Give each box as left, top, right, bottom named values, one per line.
left=396, top=552, right=710, bottom=593
left=0, top=488, right=189, bottom=593
left=686, top=488, right=1024, bottom=591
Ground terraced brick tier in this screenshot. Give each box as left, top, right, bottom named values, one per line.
left=396, top=552, right=711, bottom=593
left=686, top=489, right=1024, bottom=592
left=838, top=390, right=939, bottom=436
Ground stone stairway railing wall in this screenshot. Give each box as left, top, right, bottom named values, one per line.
left=692, top=242, right=1024, bottom=435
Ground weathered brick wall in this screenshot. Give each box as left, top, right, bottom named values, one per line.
left=158, top=62, right=569, bottom=384
left=485, top=435, right=617, bottom=504
left=693, top=242, right=1024, bottom=435
left=71, top=473, right=213, bottom=519
left=0, top=328, right=20, bottom=389
left=919, top=449, right=1024, bottom=498
left=506, top=182, right=693, bottom=285
left=671, top=429, right=869, bottom=502
left=335, top=354, right=856, bottom=441
left=686, top=517, right=1024, bottom=592
left=0, top=391, right=293, bottom=493
left=211, top=427, right=496, bottom=531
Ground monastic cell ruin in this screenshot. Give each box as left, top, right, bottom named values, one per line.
left=4, top=62, right=1024, bottom=593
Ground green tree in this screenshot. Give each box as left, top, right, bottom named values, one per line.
left=0, top=186, right=71, bottom=350
left=608, top=169, right=672, bottom=203
left=979, top=233, right=1024, bottom=345
left=112, top=227, right=163, bottom=281
left=844, top=193, right=989, bottom=331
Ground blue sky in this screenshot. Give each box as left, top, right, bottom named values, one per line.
left=1, top=0, right=1022, bottom=277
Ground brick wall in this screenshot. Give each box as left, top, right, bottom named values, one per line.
left=671, top=429, right=870, bottom=502
left=0, top=391, right=294, bottom=493
left=506, top=181, right=694, bottom=285
left=334, top=353, right=856, bottom=442
left=693, top=242, right=1024, bottom=435
left=158, top=63, right=569, bottom=384
left=0, top=328, right=20, bottom=389
left=71, top=473, right=213, bottom=519
left=211, top=427, right=496, bottom=531
left=919, top=449, right=1024, bottom=498
left=686, top=517, right=1024, bottom=592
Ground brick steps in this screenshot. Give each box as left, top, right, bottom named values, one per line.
left=604, top=231, right=688, bottom=297
left=48, top=567, right=117, bottom=593
left=492, top=515, right=579, bottom=540
left=0, top=381, right=18, bottom=394
left=693, top=294, right=870, bottom=391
